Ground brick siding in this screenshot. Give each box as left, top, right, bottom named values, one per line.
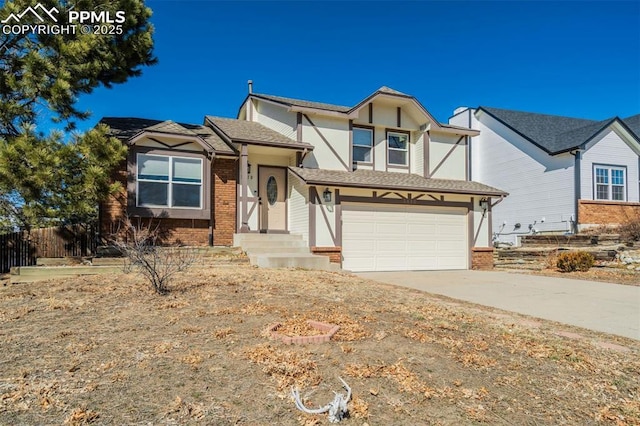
left=99, top=157, right=238, bottom=246
left=471, top=247, right=494, bottom=270
left=212, top=158, right=237, bottom=246
left=311, top=246, right=342, bottom=265
left=578, top=200, right=640, bottom=226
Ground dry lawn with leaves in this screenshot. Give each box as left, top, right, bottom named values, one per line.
left=510, top=266, right=640, bottom=286
left=1, top=265, right=639, bottom=425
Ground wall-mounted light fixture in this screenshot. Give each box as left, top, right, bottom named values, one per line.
left=323, top=188, right=332, bottom=203
left=479, top=197, right=489, bottom=211
left=247, top=163, right=252, bottom=175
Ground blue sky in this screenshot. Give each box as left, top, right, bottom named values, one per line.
left=76, top=0, right=640, bottom=132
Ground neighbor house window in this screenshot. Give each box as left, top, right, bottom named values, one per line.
left=387, top=131, right=409, bottom=166
left=137, top=154, right=203, bottom=208
left=594, top=165, right=626, bottom=201
left=353, top=127, right=373, bottom=163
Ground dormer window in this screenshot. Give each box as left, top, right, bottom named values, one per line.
left=387, top=131, right=409, bottom=167
left=353, top=126, right=373, bottom=164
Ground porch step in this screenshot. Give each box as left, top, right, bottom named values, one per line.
left=233, top=233, right=303, bottom=246
left=249, top=253, right=332, bottom=270
left=234, top=233, right=337, bottom=271
left=244, top=246, right=310, bottom=255
left=241, top=240, right=309, bottom=251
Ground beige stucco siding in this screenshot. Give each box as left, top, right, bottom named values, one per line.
left=472, top=201, right=490, bottom=247
left=429, top=132, right=467, bottom=180
left=301, top=115, right=350, bottom=171
left=313, top=192, right=337, bottom=247
left=288, top=173, right=309, bottom=244
left=254, top=101, right=297, bottom=140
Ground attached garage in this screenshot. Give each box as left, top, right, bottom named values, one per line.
left=342, top=204, right=468, bottom=272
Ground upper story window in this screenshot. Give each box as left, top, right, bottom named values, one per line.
left=594, top=165, right=626, bottom=201
left=353, top=127, right=373, bottom=164
left=387, top=131, right=409, bottom=167
left=137, top=154, right=203, bottom=209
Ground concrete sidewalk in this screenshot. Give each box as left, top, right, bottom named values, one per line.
left=356, top=270, right=640, bottom=340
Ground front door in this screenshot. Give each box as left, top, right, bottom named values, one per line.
left=259, top=167, right=287, bottom=232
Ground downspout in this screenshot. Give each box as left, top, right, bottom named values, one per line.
left=209, top=152, right=215, bottom=246
left=573, top=149, right=582, bottom=234
left=239, top=144, right=249, bottom=232
left=467, top=108, right=472, bottom=181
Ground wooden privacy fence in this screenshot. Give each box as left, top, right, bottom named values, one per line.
left=0, top=224, right=98, bottom=273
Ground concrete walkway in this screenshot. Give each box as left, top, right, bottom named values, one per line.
left=356, top=270, right=640, bottom=340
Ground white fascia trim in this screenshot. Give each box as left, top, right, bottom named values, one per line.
left=129, top=131, right=212, bottom=150
left=288, top=105, right=351, bottom=119
left=430, top=127, right=480, bottom=137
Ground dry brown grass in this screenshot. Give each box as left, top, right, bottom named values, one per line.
left=520, top=267, right=640, bottom=286
left=0, top=265, right=638, bottom=424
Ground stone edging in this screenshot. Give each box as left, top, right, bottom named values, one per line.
left=268, top=320, right=340, bottom=345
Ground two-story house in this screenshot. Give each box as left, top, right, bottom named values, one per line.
left=100, top=86, right=506, bottom=271
left=450, top=107, right=640, bottom=246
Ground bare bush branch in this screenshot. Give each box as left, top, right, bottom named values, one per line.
left=109, top=218, right=196, bottom=294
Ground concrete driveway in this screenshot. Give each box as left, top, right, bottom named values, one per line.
left=356, top=270, right=640, bottom=340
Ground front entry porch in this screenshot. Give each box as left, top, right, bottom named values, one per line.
left=233, top=233, right=336, bottom=270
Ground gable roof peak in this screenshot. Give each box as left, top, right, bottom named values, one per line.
left=377, top=86, right=409, bottom=96
left=477, top=106, right=637, bottom=154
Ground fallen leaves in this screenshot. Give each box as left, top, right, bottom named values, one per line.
left=244, top=344, right=321, bottom=390
left=63, top=407, right=99, bottom=425
left=0, top=264, right=639, bottom=425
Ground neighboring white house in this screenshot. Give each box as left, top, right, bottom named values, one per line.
left=204, top=86, right=506, bottom=271
left=450, top=107, right=640, bottom=245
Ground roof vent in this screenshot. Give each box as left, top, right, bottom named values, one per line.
left=248, top=80, right=253, bottom=94
left=453, top=106, right=468, bottom=115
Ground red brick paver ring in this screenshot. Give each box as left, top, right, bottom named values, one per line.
left=268, top=320, right=340, bottom=345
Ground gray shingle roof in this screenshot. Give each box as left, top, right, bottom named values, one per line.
left=144, top=120, right=198, bottom=136
left=251, top=93, right=352, bottom=113
left=289, top=167, right=507, bottom=196
left=478, top=107, right=640, bottom=154
left=99, top=117, right=235, bottom=155
left=100, top=117, right=164, bottom=139
left=555, top=118, right=615, bottom=152
left=206, top=116, right=313, bottom=149
left=624, top=114, right=640, bottom=138
left=377, top=86, right=410, bottom=96
left=251, top=86, right=412, bottom=114
left=478, top=107, right=600, bottom=154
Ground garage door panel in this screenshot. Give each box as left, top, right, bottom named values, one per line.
left=342, top=204, right=468, bottom=272
left=409, top=240, right=438, bottom=251
left=345, top=257, right=376, bottom=271
left=438, top=256, right=467, bottom=269
left=407, top=256, right=438, bottom=269
left=376, top=256, right=408, bottom=271
left=437, top=240, right=466, bottom=251
left=347, top=221, right=376, bottom=234
left=377, top=222, right=406, bottom=235
left=407, top=223, right=437, bottom=235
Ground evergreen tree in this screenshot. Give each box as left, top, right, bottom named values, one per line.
left=0, top=0, right=156, bottom=230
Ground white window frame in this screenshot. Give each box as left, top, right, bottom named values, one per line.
left=136, top=153, right=203, bottom=209
left=352, top=126, right=373, bottom=164
left=593, top=165, right=626, bottom=201
left=387, top=130, right=409, bottom=167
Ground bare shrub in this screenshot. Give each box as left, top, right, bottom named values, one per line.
left=110, top=218, right=196, bottom=295
left=543, top=249, right=559, bottom=270
left=556, top=251, right=594, bottom=273
left=619, top=209, right=640, bottom=242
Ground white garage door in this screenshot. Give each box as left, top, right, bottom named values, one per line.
left=342, top=204, right=468, bottom=272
